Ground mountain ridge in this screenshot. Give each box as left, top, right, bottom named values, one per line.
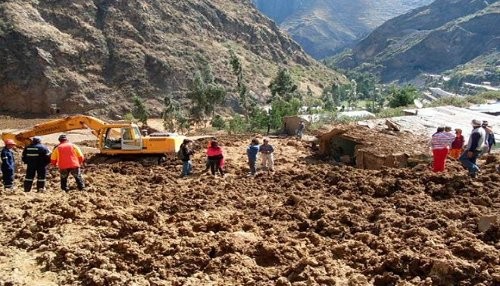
left=253, top=0, right=433, bottom=59
left=332, top=0, right=500, bottom=82
left=0, top=0, right=341, bottom=116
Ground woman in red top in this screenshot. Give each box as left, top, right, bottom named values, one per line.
left=206, top=141, right=224, bottom=177
left=449, top=128, right=464, bottom=159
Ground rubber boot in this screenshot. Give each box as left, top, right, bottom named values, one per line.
left=24, top=181, right=33, bottom=192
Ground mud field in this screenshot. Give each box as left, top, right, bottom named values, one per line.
left=0, top=134, right=499, bottom=285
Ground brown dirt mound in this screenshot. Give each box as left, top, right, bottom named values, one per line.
left=0, top=136, right=498, bottom=285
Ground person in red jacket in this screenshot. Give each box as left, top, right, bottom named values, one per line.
left=206, top=140, right=224, bottom=177
left=50, top=134, right=85, bottom=191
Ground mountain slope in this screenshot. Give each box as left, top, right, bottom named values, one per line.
left=333, top=0, right=500, bottom=82
left=0, top=0, right=341, bottom=116
left=253, top=0, right=433, bottom=59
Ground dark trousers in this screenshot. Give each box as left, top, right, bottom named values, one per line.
left=248, top=159, right=256, bottom=175
left=208, top=159, right=224, bottom=176
left=1, top=168, right=14, bottom=189
left=24, top=164, right=47, bottom=192
left=60, top=168, right=85, bottom=191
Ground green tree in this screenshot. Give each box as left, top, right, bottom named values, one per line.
left=229, top=50, right=253, bottom=120
left=346, top=79, right=358, bottom=109
left=132, top=95, right=149, bottom=126
left=387, top=85, right=419, bottom=108
left=248, top=107, right=269, bottom=131
left=268, top=98, right=301, bottom=129
left=226, top=115, right=246, bottom=135
left=347, top=72, right=377, bottom=99
left=186, top=64, right=227, bottom=123
left=322, top=90, right=335, bottom=111
left=175, top=110, right=190, bottom=134
left=162, top=95, right=180, bottom=131
left=269, top=68, right=298, bottom=101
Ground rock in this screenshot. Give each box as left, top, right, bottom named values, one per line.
left=478, top=215, right=498, bottom=232
left=275, top=277, right=291, bottom=286
left=385, top=120, right=401, bottom=132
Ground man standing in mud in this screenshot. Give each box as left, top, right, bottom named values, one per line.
left=22, top=137, right=51, bottom=192
left=180, top=139, right=194, bottom=177
left=50, top=135, right=85, bottom=191
left=247, top=138, right=260, bottom=176
left=259, top=138, right=274, bottom=172
left=1, top=139, right=17, bottom=191
left=296, top=121, right=305, bottom=140
left=459, top=119, right=486, bottom=178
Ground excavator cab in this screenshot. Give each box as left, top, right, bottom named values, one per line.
left=103, top=126, right=143, bottom=151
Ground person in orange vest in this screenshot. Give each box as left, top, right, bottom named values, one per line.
left=50, top=134, right=85, bottom=191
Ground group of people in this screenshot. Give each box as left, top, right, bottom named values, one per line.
left=178, top=137, right=275, bottom=177
left=430, top=119, right=496, bottom=177
left=1, top=135, right=85, bottom=192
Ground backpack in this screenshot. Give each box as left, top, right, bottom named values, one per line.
left=177, top=147, right=184, bottom=160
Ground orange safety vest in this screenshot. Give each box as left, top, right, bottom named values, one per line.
left=50, top=142, right=84, bottom=169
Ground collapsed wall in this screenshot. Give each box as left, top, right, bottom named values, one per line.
left=318, top=125, right=431, bottom=170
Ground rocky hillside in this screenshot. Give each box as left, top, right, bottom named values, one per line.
left=333, top=0, right=500, bottom=83
left=0, top=0, right=341, bottom=116
left=253, top=0, right=433, bottom=59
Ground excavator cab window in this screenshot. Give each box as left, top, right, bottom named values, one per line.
left=104, top=128, right=122, bottom=149
left=120, top=127, right=142, bottom=150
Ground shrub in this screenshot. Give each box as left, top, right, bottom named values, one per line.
left=211, top=115, right=226, bottom=130
left=226, top=115, right=246, bottom=134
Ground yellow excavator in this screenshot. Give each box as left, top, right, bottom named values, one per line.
left=1, top=115, right=185, bottom=162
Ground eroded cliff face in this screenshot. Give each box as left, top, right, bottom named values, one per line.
left=0, top=0, right=339, bottom=116
left=334, top=0, right=500, bottom=82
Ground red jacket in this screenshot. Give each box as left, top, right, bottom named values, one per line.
left=50, top=142, right=84, bottom=169
left=451, top=135, right=464, bottom=149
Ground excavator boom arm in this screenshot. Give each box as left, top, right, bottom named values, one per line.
left=1, top=115, right=108, bottom=146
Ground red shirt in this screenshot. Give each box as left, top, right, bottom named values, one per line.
left=451, top=135, right=464, bottom=149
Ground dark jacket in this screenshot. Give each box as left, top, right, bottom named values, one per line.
left=488, top=133, right=496, bottom=147
left=180, top=143, right=194, bottom=161
left=247, top=144, right=259, bottom=161
left=1, top=148, right=15, bottom=171
left=22, top=143, right=51, bottom=166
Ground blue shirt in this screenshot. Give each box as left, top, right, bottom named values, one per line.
left=247, top=145, right=259, bottom=160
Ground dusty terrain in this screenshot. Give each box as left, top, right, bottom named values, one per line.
left=0, top=120, right=499, bottom=285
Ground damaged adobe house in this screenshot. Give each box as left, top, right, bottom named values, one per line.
left=317, top=124, right=431, bottom=170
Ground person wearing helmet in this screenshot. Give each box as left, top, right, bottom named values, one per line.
left=21, top=137, right=51, bottom=192
left=1, top=139, right=17, bottom=191
left=50, top=134, right=85, bottom=191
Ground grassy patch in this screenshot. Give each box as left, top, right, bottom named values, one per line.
left=428, top=91, right=500, bottom=108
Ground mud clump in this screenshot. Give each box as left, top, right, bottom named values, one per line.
left=0, top=137, right=498, bottom=285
